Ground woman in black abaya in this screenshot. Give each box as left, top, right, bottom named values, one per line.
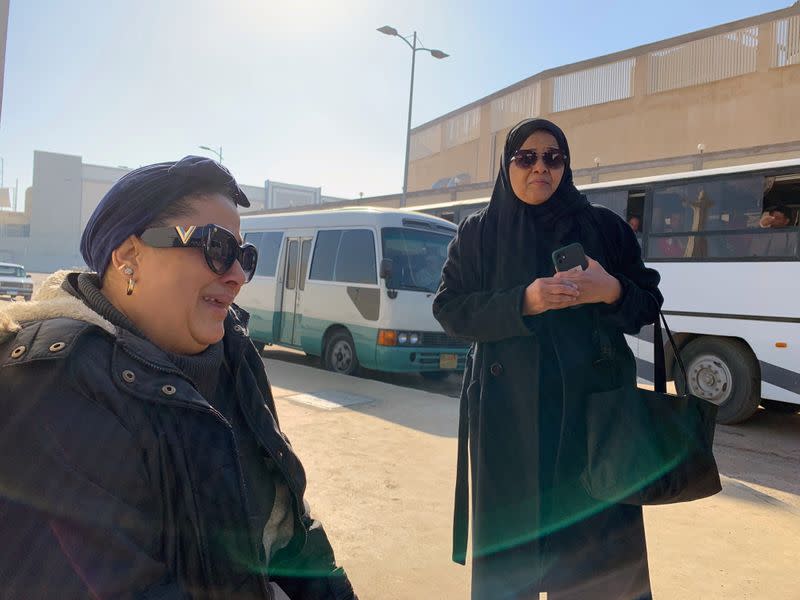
left=433, top=118, right=664, bottom=600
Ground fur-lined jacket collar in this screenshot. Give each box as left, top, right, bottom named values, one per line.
left=0, top=271, right=116, bottom=344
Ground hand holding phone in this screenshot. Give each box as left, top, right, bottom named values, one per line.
left=552, top=242, right=589, bottom=273
left=552, top=249, right=623, bottom=306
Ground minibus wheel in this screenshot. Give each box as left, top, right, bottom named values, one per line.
left=324, top=330, right=359, bottom=376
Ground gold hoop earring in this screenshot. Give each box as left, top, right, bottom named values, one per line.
left=123, top=266, right=135, bottom=296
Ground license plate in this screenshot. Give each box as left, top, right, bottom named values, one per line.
left=439, top=353, right=458, bottom=370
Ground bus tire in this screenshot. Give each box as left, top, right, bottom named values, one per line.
left=324, top=330, right=359, bottom=376
left=760, top=400, right=800, bottom=414
left=673, top=337, right=760, bottom=425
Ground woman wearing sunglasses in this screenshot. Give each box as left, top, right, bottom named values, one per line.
left=0, top=156, right=357, bottom=600
left=434, top=119, right=663, bottom=599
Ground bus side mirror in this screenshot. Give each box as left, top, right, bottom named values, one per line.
left=379, top=258, right=393, bottom=280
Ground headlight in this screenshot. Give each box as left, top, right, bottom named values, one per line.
left=409, top=333, right=420, bottom=344
left=398, top=333, right=408, bottom=344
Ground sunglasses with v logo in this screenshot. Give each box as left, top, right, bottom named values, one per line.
left=140, top=224, right=259, bottom=282
left=510, top=149, right=567, bottom=170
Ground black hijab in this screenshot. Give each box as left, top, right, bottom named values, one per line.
left=482, top=118, right=590, bottom=289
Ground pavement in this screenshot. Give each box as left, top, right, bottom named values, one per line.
left=264, top=356, right=800, bottom=600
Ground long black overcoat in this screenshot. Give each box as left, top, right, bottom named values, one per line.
left=433, top=204, right=664, bottom=600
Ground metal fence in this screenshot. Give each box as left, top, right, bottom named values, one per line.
left=773, top=15, right=800, bottom=67
left=489, top=82, right=541, bottom=132
left=552, top=58, right=635, bottom=112
left=648, top=25, right=758, bottom=94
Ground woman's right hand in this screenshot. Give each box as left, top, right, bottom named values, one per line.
left=522, top=277, right=580, bottom=316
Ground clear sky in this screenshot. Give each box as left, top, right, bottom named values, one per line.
left=0, top=0, right=790, bottom=204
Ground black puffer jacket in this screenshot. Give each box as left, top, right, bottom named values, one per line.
left=0, top=273, right=356, bottom=600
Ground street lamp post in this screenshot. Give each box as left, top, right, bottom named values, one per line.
left=198, top=145, right=223, bottom=164
left=377, top=26, right=449, bottom=207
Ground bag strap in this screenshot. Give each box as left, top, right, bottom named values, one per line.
left=580, top=207, right=688, bottom=394
left=654, top=310, right=688, bottom=393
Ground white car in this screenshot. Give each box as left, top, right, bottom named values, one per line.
left=0, top=262, right=34, bottom=301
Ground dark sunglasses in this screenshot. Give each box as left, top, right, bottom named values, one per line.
left=511, top=149, right=567, bottom=170
left=140, top=224, right=258, bottom=282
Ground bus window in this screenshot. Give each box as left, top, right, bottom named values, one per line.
left=285, top=240, right=299, bottom=290
left=697, top=177, right=763, bottom=232
left=334, top=230, right=377, bottom=284
left=626, top=191, right=645, bottom=235
left=761, top=174, right=800, bottom=227
left=382, top=227, right=454, bottom=293
left=309, top=230, right=341, bottom=281
left=585, top=190, right=627, bottom=219
left=647, top=176, right=798, bottom=260
left=244, top=232, right=263, bottom=253
left=439, top=211, right=456, bottom=223
left=309, top=229, right=377, bottom=284
left=299, top=239, right=312, bottom=291
left=244, top=231, right=284, bottom=277
left=257, top=232, right=284, bottom=276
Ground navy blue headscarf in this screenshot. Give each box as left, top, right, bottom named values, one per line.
left=80, top=155, right=250, bottom=278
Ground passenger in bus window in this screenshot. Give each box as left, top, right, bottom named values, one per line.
left=759, top=206, right=793, bottom=228
left=752, top=206, right=797, bottom=257
left=433, top=118, right=663, bottom=600
left=0, top=157, right=357, bottom=600
left=627, top=215, right=642, bottom=233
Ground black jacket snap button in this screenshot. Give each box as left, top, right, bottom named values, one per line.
left=490, top=363, right=503, bottom=377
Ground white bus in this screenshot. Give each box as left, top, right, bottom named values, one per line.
left=414, top=159, right=800, bottom=424
left=238, top=207, right=468, bottom=378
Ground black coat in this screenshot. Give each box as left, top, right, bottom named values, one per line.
left=433, top=204, right=664, bottom=600
left=0, top=303, right=355, bottom=600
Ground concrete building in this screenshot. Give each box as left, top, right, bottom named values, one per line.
left=249, top=4, right=800, bottom=215
left=264, top=180, right=348, bottom=210
left=401, top=4, right=800, bottom=207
